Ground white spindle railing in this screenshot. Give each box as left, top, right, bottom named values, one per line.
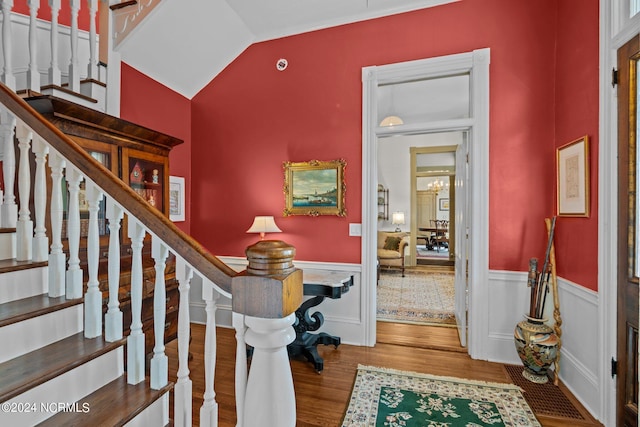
left=27, top=0, right=40, bottom=92
left=0, top=49, right=302, bottom=427
left=1, top=0, right=16, bottom=91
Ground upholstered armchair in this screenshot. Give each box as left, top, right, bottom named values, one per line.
left=377, top=231, right=409, bottom=277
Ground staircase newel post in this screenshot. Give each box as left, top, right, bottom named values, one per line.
left=32, top=136, right=49, bottom=262
left=104, top=199, right=123, bottom=341
left=68, top=0, right=81, bottom=92
left=48, top=0, right=61, bottom=86
left=150, top=237, right=169, bottom=390
left=200, top=277, right=220, bottom=427
left=15, top=122, right=33, bottom=261
left=65, top=167, right=84, bottom=299
left=84, top=180, right=103, bottom=338
left=231, top=240, right=303, bottom=427
left=0, top=108, right=16, bottom=230
left=86, top=0, right=98, bottom=79
left=127, top=217, right=146, bottom=385
left=0, top=0, right=16, bottom=90
left=27, top=0, right=40, bottom=92
left=174, top=257, right=193, bottom=427
left=48, top=150, right=65, bottom=297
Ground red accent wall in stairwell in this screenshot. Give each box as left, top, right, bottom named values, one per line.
left=120, top=63, right=192, bottom=234
left=552, top=1, right=599, bottom=290
left=12, top=1, right=93, bottom=32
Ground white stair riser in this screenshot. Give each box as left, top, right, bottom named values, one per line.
left=0, top=267, right=47, bottom=304
left=124, top=392, right=169, bottom=427
left=0, top=305, right=82, bottom=363
left=0, top=348, right=124, bottom=426
left=0, top=233, right=17, bottom=261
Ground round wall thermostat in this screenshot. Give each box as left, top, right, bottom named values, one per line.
left=276, top=58, right=288, bottom=71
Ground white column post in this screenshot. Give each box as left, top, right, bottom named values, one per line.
left=48, top=0, right=61, bottom=86
left=32, top=136, right=49, bottom=262
left=48, top=151, right=66, bottom=297
left=0, top=0, right=16, bottom=90
left=86, top=0, right=98, bottom=79
left=84, top=180, right=103, bottom=338
left=150, top=237, right=169, bottom=390
left=0, top=108, right=16, bottom=229
left=242, top=314, right=297, bottom=427
left=127, top=217, right=146, bottom=385
left=104, top=198, right=123, bottom=341
left=200, top=278, right=219, bottom=427
left=15, top=123, right=33, bottom=262
left=174, top=258, right=193, bottom=427
left=68, top=0, right=81, bottom=92
left=65, top=168, right=84, bottom=299
left=27, top=0, right=40, bottom=92
left=233, top=312, right=248, bottom=427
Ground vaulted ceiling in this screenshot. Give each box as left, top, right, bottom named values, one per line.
left=117, top=0, right=458, bottom=99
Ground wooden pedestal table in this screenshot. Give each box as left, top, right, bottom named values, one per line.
left=288, top=269, right=354, bottom=373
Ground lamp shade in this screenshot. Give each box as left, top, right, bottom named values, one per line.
left=391, top=212, right=405, bottom=225
left=379, top=115, right=404, bottom=127
left=247, top=216, right=282, bottom=240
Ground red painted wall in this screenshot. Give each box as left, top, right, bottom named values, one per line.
left=13, top=0, right=94, bottom=31
left=552, top=1, right=599, bottom=290
left=120, top=63, right=192, bottom=234
left=189, top=1, right=566, bottom=268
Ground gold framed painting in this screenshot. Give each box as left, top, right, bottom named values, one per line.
left=556, top=136, right=590, bottom=217
left=283, top=159, right=346, bottom=217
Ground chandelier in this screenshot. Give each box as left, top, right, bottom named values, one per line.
left=428, top=179, right=446, bottom=194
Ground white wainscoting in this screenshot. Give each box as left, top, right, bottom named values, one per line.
left=487, top=270, right=599, bottom=417
left=190, top=257, right=365, bottom=345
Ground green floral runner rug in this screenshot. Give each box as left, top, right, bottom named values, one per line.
left=341, top=365, right=541, bottom=427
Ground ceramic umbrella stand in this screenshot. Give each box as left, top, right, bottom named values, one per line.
left=514, top=316, right=559, bottom=384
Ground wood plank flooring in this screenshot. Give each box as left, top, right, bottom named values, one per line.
left=167, top=322, right=603, bottom=427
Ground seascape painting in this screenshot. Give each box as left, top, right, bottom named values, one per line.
left=283, top=159, right=346, bottom=216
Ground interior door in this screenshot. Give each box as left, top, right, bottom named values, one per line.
left=617, top=35, right=640, bottom=427
left=454, top=138, right=468, bottom=347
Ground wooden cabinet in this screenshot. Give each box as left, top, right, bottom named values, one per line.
left=25, top=95, right=183, bottom=356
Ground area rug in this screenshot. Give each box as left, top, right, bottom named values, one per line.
left=377, top=271, right=455, bottom=326
left=342, top=365, right=541, bottom=427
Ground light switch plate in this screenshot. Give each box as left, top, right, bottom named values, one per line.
left=349, top=223, right=362, bottom=236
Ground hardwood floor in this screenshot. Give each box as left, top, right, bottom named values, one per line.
left=167, top=322, right=602, bottom=427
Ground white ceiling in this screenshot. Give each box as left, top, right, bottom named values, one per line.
left=117, top=0, right=459, bottom=99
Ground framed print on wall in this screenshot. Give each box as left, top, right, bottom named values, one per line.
left=439, top=198, right=449, bottom=211
left=557, top=136, right=590, bottom=217
left=169, top=176, right=185, bottom=222
left=283, top=159, right=347, bottom=217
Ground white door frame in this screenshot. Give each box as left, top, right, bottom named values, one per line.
left=361, top=48, right=490, bottom=359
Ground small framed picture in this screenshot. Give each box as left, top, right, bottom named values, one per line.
left=439, top=198, right=449, bottom=211
left=557, top=136, right=590, bottom=217
left=283, top=159, right=346, bottom=217
left=169, top=176, right=185, bottom=222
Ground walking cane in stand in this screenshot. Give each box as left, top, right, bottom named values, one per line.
left=545, top=217, right=562, bottom=386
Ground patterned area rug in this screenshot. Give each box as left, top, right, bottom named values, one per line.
left=377, top=270, right=455, bottom=325
left=341, top=365, right=541, bottom=427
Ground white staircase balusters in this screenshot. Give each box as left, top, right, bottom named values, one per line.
left=200, top=278, right=220, bottom=427
left=65, top=167, right=84, bottom=299
left=15, top=122, right=33, bottom=261
left=87, top=0, right=98, bottom=80
left=232, top=312, right=248, bottom=427
left=84, top=179, right=104, bottom=338
left=174, top=257, right=193, bottom=427
left=48, top=150, right=66, bottom=297
left=151, top=237, right=169, bottom=390
left=0, top=108, right=16, bottom=229
left=105, top=198, right=124, bottom=341
left=243, top=314, right=297, bottom=427
left=127, top=217, right=146, bottom=385
left=48, top=0, right=62, bottom=86
left=27, top=0, right=40, bottom=92
left=68, top=0, right=81, bottom=92
left=32, top=136, right=49, bottom=262
left=0, top=0, right=16, bottom=90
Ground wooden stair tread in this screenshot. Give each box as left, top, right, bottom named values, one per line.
left=0, top=294, right=81, bottom=328
left=36, top=376, right=173, bottom=427
left=0, top=332, right=126, bottom=402
left=0, top=258, right=47, bottom=275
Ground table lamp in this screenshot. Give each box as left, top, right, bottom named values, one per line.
left=246, top=216, right=282, bottom=240
left=392, top=211, right=405, bottom=232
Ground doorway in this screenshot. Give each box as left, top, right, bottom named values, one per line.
left=363, top=49, right=489, bottom=353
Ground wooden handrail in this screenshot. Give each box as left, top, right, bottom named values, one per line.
left=0, top=82, right=237, bottom=292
